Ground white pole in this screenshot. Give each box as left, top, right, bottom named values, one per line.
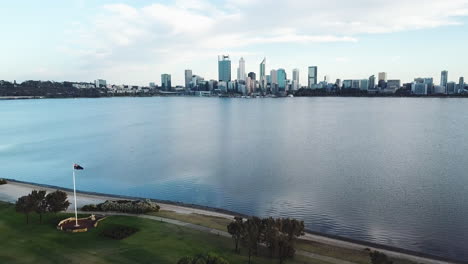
left=72, top=166, right=79, bottom=227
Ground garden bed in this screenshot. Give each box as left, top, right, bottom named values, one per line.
left=57, top=215, right=106, bottom=233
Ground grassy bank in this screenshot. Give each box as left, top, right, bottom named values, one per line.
left=0, top=202, right=318, bottom=264
left=148, top=210, right=417, bottom=264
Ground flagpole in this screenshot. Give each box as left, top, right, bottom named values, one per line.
left=72, top=166, right=79, bottom=227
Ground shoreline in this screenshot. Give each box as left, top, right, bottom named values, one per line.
left=3, top=95, right=468, bottom=101
left=0, top=178, right=460, bottom=264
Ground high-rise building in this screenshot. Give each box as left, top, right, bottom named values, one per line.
left=246, top=76, right=252, bottom=94
left=95, top=79, right=107, bottom=88
left=335, top=79, right=342, bottom=89
left=237, top=57, right=246, bottom=81
left=377, top=72, right=387, bottom=89
left=248, top=72, right=256, bottom=81
left=387, top=80, right=401, bottom=91
left=342, top=80, right=352, bottom=89
left=308, top=66, right=318, bottom=88
left=369, top=75, right=376, bottom=90
left=447, top=82, right=456, bottom=94
left=185, top=69, right=192, bottom=89
left=414, top=77, right=434, bottom=94
left=259, top=58, right=266, bottom=91
left=270, top=69, right=278, bottom=93
left=378, top=72, right=387, bottom=82
left=218, top=55, right=231, bottom=82
left=360, top=79, right=369, bottom=91
left=277, top=69, right=287, bottom=90
left=441, top=70, right=448, bottom=88
left=412, top=82, right=427, bottom=95
left=292, top=69, right=300, bottom=90
left=161, top=74, right=172, bottom=91
left=459, top=77, right=465, bottom=92
left=270, top=70, right=278, bottom=84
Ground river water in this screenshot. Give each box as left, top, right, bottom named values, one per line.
left=1, top=97, right=467, bottom=261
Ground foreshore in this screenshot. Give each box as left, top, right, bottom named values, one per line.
left=0, top=179, right=459, bottom=264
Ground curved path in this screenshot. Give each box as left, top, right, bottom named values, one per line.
left=0, top=181, right=456, bottom=264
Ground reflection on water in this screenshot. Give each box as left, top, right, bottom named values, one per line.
left=1, top=97, right=467, bottom=261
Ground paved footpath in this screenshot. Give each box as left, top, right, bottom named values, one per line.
left=1, top=181, right=456, bottom=264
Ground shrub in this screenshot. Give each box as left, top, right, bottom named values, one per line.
left=370, top=251, right=393, bottom=264
left=177, top=253, right=230, bottom=264
left=0, top=179, right=7, bottom=185
left=101, top=225, right=139, bottom=240
left=81, top=199, right=160, bottom=214
left=81, top=204, right=99, bottom=211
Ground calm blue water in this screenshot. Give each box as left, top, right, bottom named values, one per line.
left=1, top=97, right=467, bottom=261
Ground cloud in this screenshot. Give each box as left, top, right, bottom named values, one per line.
left=62, top=0, right=468, bottom=84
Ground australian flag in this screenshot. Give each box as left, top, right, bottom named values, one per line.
left=74, top=164, right=84, bottom=170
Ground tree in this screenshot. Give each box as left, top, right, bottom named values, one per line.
left=177, top=253, right=229, bottom=264
left=241, top=218, right=261, bottom=264
left=227, top=216, right=243, bottom=253
left=15, top=195, right=35, bottom=224
left=262, top=217, right=279, bottom=257
left=278, top=218, right=304, bottom=263
left=277, top=233, right=295, bottom=264
left=46, top=190, right=70, bottom=214
left=29, top=190, right=47, bottom=223
left=370, top=251, right=393, bottom=264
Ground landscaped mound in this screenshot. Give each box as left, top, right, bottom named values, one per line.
left=101, top=225, right=139, bottom=240
left=81, top=199, right=160, bottom=214
left=57, top=215, right=106, bottom=233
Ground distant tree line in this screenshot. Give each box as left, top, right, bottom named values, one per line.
left=294, top=87, right=468, bottom=97
left=0, top=80, right=108, bottom=98
left=227, top=216, right=305, bottom=264
left=15, top=190, right=70, bottom=224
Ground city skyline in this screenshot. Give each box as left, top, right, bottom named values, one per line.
left=1, top=0, right=468, bottom=85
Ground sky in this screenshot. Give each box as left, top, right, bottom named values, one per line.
left=1, top=0, right=468, bottom=86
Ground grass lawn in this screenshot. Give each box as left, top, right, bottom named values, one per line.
left=148, top=210, right=416, bottom=264
left=148, top=210, right=233, bottom=231
left=0, top=202, right=320, bottom=264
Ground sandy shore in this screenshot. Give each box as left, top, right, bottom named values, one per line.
left=0, top=180, right=457, bottom=264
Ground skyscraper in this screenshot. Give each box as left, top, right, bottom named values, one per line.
left=185, top=69, right=192, bottom=89
left=259, top=58, right=266, bottom=91
left=161, top=74, right=171, bottom=91
left=270, top=70, right=278, bottom=85
left=369, top=75, right=376, bottom=90
left=377, top=72, right=387, bottom=89
left=360, top=79, right=369, bottom=91
left=270, top=69, right=278, bottom=93
left=237, top=57, right=246, bottom=81
left=308, top=66, right=318, bottom=88
left=460, top=77, right=465, bottom=92
left=378, top=72, right=387, bottom=82
left=218, top=55, right=231, bottom=82
left=248, top=72, right=256, bottom=80
left=441, top=70, right=448, bottom=88
left=277, top=69, right=287, bottom=90
left=292, top=69, right=300, bottom=90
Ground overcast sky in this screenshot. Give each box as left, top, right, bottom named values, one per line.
left=1, top=0, right=468, bottom=86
